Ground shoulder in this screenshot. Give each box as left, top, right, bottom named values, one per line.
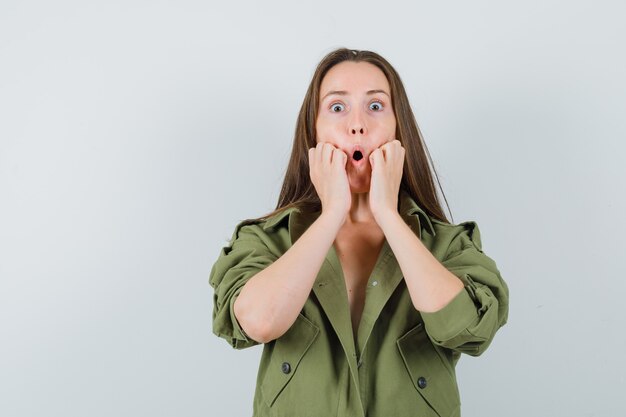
left=222, top=208, right=296, bottom=253
left=224, top=218, right=268, bottom=246
left=429, top=217, right=484, bottom=255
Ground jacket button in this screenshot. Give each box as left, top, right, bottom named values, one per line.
left=417, top=376, right=427, bottom=389
left=281, top=362, right=291, bottom=374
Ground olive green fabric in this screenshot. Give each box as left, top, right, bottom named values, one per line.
left=209, top=189, right=509, bottom=417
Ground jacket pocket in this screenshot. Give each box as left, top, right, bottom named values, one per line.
left=260, top=313, right=320, bottom=408
left=397, top=323, right=461, bottom=417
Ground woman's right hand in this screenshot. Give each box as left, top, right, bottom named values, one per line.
left=308, top=142, right=351, bottom=223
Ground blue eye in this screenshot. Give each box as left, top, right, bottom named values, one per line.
left=369, top=101, right=383, bottom=111
left=330, top=103, right=345, bottom=112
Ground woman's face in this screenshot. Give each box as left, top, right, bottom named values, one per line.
left=316, top=61, right=397, bottom=193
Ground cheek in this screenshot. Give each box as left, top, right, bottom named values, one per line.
left=315, top=120, right=339, bottom=143
left=377, top=111, right=395, bottom=128
left=317, top=118, right=337, bottom=134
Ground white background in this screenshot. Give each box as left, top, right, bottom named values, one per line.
left=1, top=1, right=625, bottom=416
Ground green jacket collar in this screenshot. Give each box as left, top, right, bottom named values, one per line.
left=262, top=189, right=435, bottom=244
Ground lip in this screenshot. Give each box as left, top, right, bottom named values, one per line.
left=348, top=144, right=368, bottom=168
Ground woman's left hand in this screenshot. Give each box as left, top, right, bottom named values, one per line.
left=368, top=139, right=405, bottom=223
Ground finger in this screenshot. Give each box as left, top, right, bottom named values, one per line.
left=382, top=140, right=395, bottom=160
left=315, top=141, right=325, bottom=165
left=382, top=139, right=402, bottom=162
left=370, top=148, right=383, bottom=169
left=322, top=142, right=334, bottom=166
left=393, top=140, right=404, bottom=158
left=333, top=148, right=347, bottom=169
left=395, top=141, right=406, bottom=163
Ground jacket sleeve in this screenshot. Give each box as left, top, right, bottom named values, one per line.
left=420, top=220, right=509, bottom=356
left=208, top=220, right=277, bottom=350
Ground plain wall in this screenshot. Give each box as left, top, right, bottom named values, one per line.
left=1, top=0, right=625, bottom=416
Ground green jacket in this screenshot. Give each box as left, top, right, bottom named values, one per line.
left=209, top=189, right=509, bottom=417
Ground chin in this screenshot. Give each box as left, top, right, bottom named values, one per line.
left=348, top=176, right=371, bottom=194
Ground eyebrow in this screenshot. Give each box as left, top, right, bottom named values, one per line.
left=321, top=89, right=390, bottom=101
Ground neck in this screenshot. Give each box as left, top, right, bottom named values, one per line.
left=345, top=192, right=377, bottom=225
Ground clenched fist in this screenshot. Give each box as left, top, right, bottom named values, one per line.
left=308, top=142, right=351, bottom=224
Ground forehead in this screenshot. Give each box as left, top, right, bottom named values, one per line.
left=320, top=61, right=390, bottom=94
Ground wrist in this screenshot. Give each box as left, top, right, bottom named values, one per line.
left=319, top=209, right=347, bottom=230
left=375, top=209, right=402, bottom=231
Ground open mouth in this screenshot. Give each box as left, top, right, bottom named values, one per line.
left=352, top=150, right=363, bottom=161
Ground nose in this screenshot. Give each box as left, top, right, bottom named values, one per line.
left=349, top=113, right=367, bottom=136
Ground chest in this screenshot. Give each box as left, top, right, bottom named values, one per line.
left=333, top=226, right=386, bottom=337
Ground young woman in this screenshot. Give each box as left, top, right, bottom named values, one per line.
left=209, top=48, right=509, bottom=417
